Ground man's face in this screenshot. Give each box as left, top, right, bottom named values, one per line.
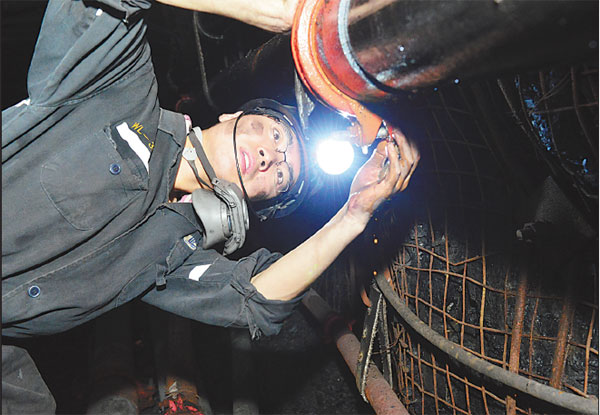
left=207, top=113, right=302, bottom=201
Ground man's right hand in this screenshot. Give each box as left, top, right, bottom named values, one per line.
left=346, top=126, right=420, bottom=228
left=156, top=0, right=300, bottom=33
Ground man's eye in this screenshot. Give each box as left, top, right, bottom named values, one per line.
left=273, top=128, right=280, bottom=143
left=276, top=168, right=284, bottom=185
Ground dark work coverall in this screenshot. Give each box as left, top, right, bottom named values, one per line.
left=1, top=0, right=300, bottom=412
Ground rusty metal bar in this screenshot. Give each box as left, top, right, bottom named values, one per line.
left=374, top=271, right=599, bottom=415
left=505, top=254, right=530, bottom=415
left=402, top=346, right=535, bottom=413
left=301, top=289, right=410, bottom=415
left=479, top=236, right=487, bottom=358
left=584, top=309, right=596, bottom=395
left=549, top=270, right=576, bottom=390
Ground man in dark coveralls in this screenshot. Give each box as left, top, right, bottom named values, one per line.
left=1, top=0, right=420, bottom=412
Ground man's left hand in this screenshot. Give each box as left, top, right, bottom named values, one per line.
left=346, top=126, right=420, bottom=226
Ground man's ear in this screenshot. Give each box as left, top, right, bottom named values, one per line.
left=218, top=111, right=243, bottom=123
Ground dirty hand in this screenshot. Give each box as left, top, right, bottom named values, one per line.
left=346, top=126, right=419, bottom=226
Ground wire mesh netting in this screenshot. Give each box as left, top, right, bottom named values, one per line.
left=317, top=64, right=598, bottom=414
left=387, top=64, right=597, bottom=414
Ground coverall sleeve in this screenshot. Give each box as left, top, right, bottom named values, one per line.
left=140, top=248, right=305, bottom=339
left=25, top=0, right=153, bottom=107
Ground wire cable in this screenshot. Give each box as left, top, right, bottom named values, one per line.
left=192, top=11, right=219, bottom=112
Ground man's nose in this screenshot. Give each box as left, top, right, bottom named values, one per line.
left=257, top=147, right=280, bottom=171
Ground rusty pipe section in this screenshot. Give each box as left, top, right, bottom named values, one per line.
left=347, top=0, right=598, bottom=92
left=301, top=289, right=409, bottom=415
left=295, top=0, right=597, bottom=99
left=291, top=0, right=597, bottom=146
left=293, top=0, right=385, bottom=146
left=506, top=252, right=530, bottom=415
left=549, top=268, right=576, bottom=390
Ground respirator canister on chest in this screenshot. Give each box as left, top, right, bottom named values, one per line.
left=185, top=127, right=249, bottom=255
left=191, top=180, right=249, bottom=255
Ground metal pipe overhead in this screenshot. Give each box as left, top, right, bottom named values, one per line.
left=295, top=0, right=598, bottom=101
left=291, top=0, right=598, bottom=146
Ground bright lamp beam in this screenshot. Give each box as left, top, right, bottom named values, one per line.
left=316, top=139, right=355, bottom=175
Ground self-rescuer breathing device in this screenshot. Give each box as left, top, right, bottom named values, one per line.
left=183, top=127, right=249, bottom=255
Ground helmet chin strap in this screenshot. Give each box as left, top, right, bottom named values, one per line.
left=184, top=127, right=249, bottom=255
left=185, top=127, right=216, bottom=187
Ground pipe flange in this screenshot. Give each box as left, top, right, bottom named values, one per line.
left=291, top=0, right=383, bottom=146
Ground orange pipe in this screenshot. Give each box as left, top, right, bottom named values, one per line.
left=291, top=0, right=383, bottom=147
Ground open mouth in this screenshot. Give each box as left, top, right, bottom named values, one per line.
left=239, top=149, right=252, bottom=175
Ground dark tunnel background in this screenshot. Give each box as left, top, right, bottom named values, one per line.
left=2, top=1, right=598, bottom=414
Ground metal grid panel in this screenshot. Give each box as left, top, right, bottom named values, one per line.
left=369, top=65, right=598, bottom=414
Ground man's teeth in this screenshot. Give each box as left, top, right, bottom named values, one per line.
left=244, top=153, right=250, bottom=171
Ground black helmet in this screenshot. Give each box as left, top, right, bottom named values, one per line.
left=233, top=98, right=317, bottom=220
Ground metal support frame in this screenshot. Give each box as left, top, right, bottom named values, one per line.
left=374, top=270, right=599, bottom=415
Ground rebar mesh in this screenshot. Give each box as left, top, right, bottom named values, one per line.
left=336, top=64, right=599, bottom=414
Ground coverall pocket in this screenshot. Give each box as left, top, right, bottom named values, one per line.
left=40, top=128, right=147, bottom=231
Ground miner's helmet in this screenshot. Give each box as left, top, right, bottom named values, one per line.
left=233, top=98, right=317, bottom=221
